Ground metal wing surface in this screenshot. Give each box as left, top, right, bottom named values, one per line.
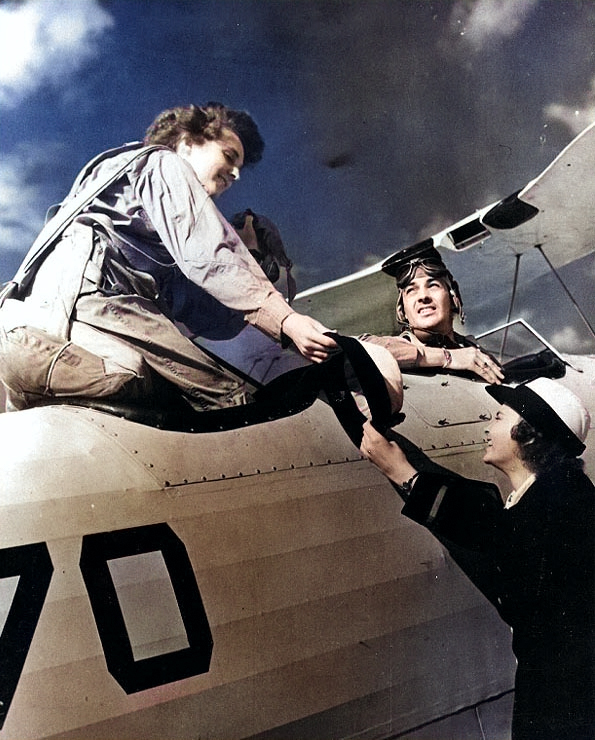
left=293, top=122, right=595, bottom=341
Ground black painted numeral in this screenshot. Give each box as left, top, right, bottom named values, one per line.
left=80, top=523, right=213, bottom=693
left=0, top=542, right=53, bottom=729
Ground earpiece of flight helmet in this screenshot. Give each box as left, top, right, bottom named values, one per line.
left=393, top=268, right=466, bottom=326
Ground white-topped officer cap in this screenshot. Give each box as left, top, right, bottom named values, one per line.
left=527, top=377, right=590, bottom=444
left=487, top=377, right=590, bottom=457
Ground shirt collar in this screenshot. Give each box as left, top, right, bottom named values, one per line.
left=504, top=473, right=537, bottom=509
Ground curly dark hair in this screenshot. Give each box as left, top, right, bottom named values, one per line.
left=143, top=102, right=264, bottom=165
left=511, top=419, right=585, bottom=476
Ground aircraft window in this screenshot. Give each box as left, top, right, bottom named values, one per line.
left=397, top=319, right=566, bottom=386
left=476, top=319, right=567, bottom=383
left=0, top=542, right=53, bottom=729
left=107, top=552, right=190, bottom=661
left=197, top=325, right=309, bottom=386
left=447, top=218, right=491, bottom=250
left=80, top=524, right=213, bottom=694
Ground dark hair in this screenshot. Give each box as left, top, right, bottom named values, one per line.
left=395, top=260, right=465, bottom=325
left=511, top=419, right=584, bottom=475
left=143, top=102, right=265, bottom=165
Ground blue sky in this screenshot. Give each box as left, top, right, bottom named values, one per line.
left=1, top=0, right=594, bottom=350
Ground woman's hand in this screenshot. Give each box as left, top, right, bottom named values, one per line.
left=360, top=421, right=418, bottom=484
left=448, top=347, right=504, bottom=384
left=281, top=313, right=337, bottom=363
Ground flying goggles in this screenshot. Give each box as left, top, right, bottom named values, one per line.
left=382, top=239, right=465, bottom=322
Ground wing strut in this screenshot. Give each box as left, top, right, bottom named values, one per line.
left=535, top=246, right=595, bottom=340
left=499, top=254, right=522, bottom=362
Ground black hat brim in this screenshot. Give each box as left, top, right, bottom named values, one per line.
left=485, top=383, right=585, bottom=457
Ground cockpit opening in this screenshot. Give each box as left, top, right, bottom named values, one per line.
left=27, top=320, right=569, bottom=437
left=29, top=334, right=394, bottom=444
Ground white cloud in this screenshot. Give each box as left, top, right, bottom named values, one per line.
left=0, top=146, right=63, bottom=254
left=548, top=323, right=595, bottom=355
left=0, top=0, right=113, bottom=108
left=545, top=78, right=595, bottom=135
left=450, top=0, right=539, bottom=51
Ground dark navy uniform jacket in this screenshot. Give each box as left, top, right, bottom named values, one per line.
left=401, top=462, right=595, bottom=740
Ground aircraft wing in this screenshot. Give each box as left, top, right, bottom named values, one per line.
left=292, top=263, right=398, bottom=337
left=293, top=121, right=595, bottom=338
left=433, top=120, right=595, bottom=267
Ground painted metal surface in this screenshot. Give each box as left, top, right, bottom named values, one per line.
left=0, top=357, right=592, bottom=739
left=0, top=383, right=498, bottom=738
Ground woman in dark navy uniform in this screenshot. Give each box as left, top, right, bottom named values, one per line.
left=361, top=377, right=594, bottom=740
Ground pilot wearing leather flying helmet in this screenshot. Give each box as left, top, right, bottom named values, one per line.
left=360, top=240, right=504, bottom=384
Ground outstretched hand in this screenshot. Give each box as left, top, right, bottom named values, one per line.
left=360, top=421, right=417, bottom=484
left=449, top=346, right=504, bottom=384
left=281, top=313, right=338, bottom=363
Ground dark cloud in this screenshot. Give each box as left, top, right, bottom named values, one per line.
left=207, top=0, right=594, bottom=286
left=2, top=0, right=594, bottom=351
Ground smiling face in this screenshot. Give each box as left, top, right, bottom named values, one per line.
left=400, top=267, right=454, bottom=336
left=483, top=404, right=523, bottom=474
left=176, top=128, right=244, bottom=197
